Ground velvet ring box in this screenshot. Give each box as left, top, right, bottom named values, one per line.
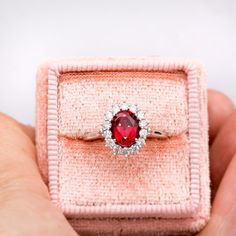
left=36, top=57, right=210, bottom=235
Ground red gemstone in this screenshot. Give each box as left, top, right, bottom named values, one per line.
left=111, top=110, right=140, bottom=147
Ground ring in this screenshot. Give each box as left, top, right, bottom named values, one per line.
left=102, top=103, right=161, bottom=157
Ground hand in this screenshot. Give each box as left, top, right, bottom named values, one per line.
left=0, top=90, right=235, bottom=236
left=197, top=90, right=236, bottom=235
left=0, top=114, right=77, bottom=235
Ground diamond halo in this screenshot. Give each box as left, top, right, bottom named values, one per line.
left=102, top=103, right=150, bottom=157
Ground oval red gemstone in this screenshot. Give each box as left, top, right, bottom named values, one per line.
left=111, top=110, right=140, bottom=147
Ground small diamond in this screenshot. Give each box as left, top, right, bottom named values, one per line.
left=112, top=144, right=119, bottom=154
left=129, top=104, right=137, bottom=113
left=136, top=138, right=145, bottom=147
left=104, top=130, right=112, bottom=138
left=139, top=129, right=148, bottom=138
left=130, top=144, right=139, bottom=154
left=105, top=111, right=113, bottom=121
left=105, top=138, right=115, bottom=147
left=103, top=121, right=111, bottom=129
left=121, top=103, right=129, bottom=110
left=139, top=120, right=148, bottom=128
left=117, top=146, right=123, bottom=155
left=137, top=111, right=145, bottom=120
left=122, top=147, right=129, bottom=154
left=111, top=105, right=120, bottom=115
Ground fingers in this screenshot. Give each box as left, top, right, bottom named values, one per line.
left=208, top=89, right=234, bottom=143
left=198, top=154, right=236, bottom=235
left=207, top=90, right=235, bottom=197
left=212, top=154, right=236, bottom=234
left=210, top=110, right=236, bottom=196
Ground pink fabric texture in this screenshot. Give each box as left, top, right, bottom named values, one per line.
left=58, top=71, right=188, bottom=139
left=36, top=58, right=210, bottom=235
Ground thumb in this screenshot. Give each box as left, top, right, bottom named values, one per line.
left=0, top=112, right=46, bottom=198
left=0, top=113, right=77, bottom=236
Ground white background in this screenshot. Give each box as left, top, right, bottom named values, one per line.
left=0, top=0, right=235, bottom=125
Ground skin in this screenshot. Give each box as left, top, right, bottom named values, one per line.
left=0, top=89, right=235, bottom=236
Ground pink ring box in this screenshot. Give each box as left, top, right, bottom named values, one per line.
left=36, top=57, right=210, bottom=235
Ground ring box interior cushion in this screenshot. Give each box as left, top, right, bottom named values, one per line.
left=36, top=58, right=210, bottom=235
